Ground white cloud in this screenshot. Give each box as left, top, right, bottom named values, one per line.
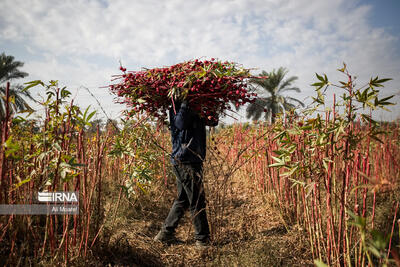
left=0, top=0, right=399, bottom=121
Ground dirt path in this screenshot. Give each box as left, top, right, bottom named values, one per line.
left=90, top=174, right=313, bottom=266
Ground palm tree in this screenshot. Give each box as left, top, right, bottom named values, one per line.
left=246, top=67, right=304, bottom=123
left=0, top=52, right=35, bottom=119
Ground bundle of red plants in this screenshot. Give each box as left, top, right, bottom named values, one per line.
left=109, top=58, right=259, bottom=121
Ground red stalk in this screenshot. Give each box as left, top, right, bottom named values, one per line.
left=387, top=201, right=399, bottom=259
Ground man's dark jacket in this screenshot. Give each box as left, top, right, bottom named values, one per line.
left=169, top=101, right=217, bottom=165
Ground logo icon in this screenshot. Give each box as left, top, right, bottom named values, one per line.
left=37, top=192, right=78, bottom=203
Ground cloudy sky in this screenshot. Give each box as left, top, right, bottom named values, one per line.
left=1, top=0, right=399, bottom=123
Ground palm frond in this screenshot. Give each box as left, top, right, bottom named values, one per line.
left=282, top=102, right=296, bottom=111
left=249, top=78, right=275, bottom=96
left=285, top=96, right=305, bottom=107
left=246, top=97, right=271, bottom=121
left=279, top=76, right=298, bottom=91
left=279, top=86, right=301, bottom=93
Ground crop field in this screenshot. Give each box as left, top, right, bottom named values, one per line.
left=0, top=68, right=399, bottom=267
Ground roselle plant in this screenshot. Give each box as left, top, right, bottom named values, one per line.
left=109, top=58, right=259, bottom=121
left=0, top=80, right=110, bottom=265
left=108, top=118, right=167, bottom=197
left=268, top=64, right=396, bottom=266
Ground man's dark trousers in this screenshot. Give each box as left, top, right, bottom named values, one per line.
left=162, top=162, right=210, bottom=241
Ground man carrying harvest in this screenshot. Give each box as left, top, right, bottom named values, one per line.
left=110, top=59, right=255, bottom=246
left=154, top=99, right=218, bottom=247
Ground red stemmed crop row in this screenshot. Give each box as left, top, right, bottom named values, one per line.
left=109, top=58, right=261, bottom=121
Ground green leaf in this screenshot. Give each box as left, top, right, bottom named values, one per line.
left=348, top=210, right=366, bottom=229
left=361, top=114, right=377, bottom=125
left=272, top=150, right=284, bottom=155
left=53, top=142, right=62, bottom=151
left=311, top=96, right=324, bottom=105
left=324, top=74, right=328, bottom=82
left=369, top=77, right=392, bottom=88
left=12, top=116, right=26, bottom=124
left=377, top=95, right=395, bottom=105
left=23, top=80, right=44, bottom=92
left=86, top=110, right=96, bottom=123
left=281, top=165, right=299, bottom=177
left=14, top=176, right=33, bottom=188
left=311, top=82, right=324, bottom=87
left=367, top=246, right=381, bottom=258
left=273, top=130, right=286, bottom=141
left=316, top=73, right=324, bottom=82
left=337, top=62, right=346, bottom=73
left=60, top=169, right=67, bottom=179
left=370, top=230, right=389, bottom=250
left=38, top=151, right=49, bottom=161
left=269, top=156, right=285, bottom=167
left=4, top=136, right=20, bottom=158
left=289, top=178, right=306, bottom=188
left=60, top=87, right=71, bottom=98
left=375, top=78, right=392, bottom=84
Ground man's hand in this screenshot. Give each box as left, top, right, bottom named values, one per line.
left=205, top=115, right=219, bottom=127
